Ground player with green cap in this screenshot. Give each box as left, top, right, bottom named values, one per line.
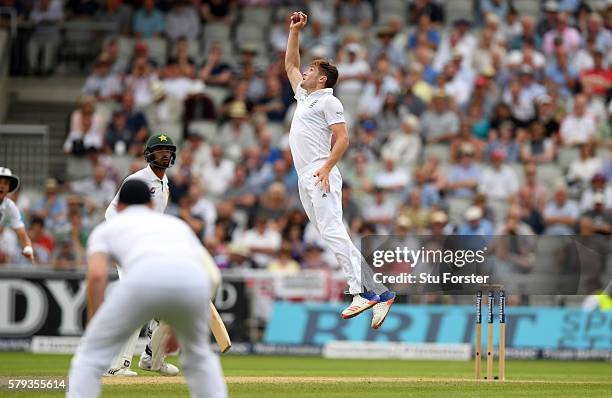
left=103, top=133, right=179, bottom=377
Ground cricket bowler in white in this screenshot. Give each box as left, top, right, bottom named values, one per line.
left=68, top=179, right=227, bottom=398
left=104, top=133, right=178, bottom=376
left=0, top=167, right=35, bottom=263
left=285, top=12, right=396, bottom=328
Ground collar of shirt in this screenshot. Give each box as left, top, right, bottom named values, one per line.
left=121, top=205, right=154, bottom=215
left=143, top=165, right=168, bottom=184
left=306, top=88, right=334, bottom=98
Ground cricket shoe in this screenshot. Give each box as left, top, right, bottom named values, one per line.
left=371, top=291, right=396, bottom=329
left=341, top=291, right=380, bottom=319
left=138, top=353, right=179, bottom=376
left=104, top=367, right=137, bottom=377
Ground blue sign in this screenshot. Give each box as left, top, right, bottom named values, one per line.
left=264, top=302, right=612, bottom=350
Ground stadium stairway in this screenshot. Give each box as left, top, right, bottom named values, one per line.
left=5, top=77, right=83, bottom=182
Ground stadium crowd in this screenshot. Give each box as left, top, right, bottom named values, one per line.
left=0, top=1, right=610, bottom=292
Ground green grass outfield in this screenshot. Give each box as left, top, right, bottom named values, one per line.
left=1, top=353, right=611, bottom=397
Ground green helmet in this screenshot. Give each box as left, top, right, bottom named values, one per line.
left=144, top=134, right=177, bottom=168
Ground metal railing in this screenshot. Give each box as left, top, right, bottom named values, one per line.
left=0, top=124, right=49, bottom=188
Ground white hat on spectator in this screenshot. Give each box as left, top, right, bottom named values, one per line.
left=431, top=211, right=448, bottom=224
left=402, top=114, right=420, bottom=131
left=346, top=43, right=361, bottom=54
left=544, top=0, right=559, bottom=12
left=465, top=206, right=483, bottom=221
left=593, top=192, right=605, bottom=204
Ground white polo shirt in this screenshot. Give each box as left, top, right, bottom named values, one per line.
left=88, top=206, right=212, bottom=274
left=0, top=198, right=24, bottom=229
left=289, top=85, right=346, bottom=174
left=105, top=166, right=169, bottom=220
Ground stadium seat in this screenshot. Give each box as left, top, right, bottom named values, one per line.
left=117, top=37, right=135, bottom=67
left=203, top=86, right=230, bottom=111
left=557, top=147, right=580, bottom=170
left=536, top=164, right=563, bottom=190
left=235, top=23, right=266, bottom=45
left=109, top=154, right=134, bottom=178
left=446, top=196, right=472, bottom=224
left=203, top=22, right=232, bottom=44
left=66, top=156, right=94, bottom=180
left=143, top=38, right=168, bottom=67
left=489, top=198, right=509, bottom=222
left=423, top=144, right=450, bottom=162
left=513, top=0, right=541, bottom=17
left=509, top=163, right=526, bottom=185
left=155, top=122, right=183, bottom=145
left=170, top=39, right=202, bottom=65
left=240, top=6, right=272, bottom=25
left=266, top=122, right=286, bottom=142
left=444, top=0, right=474, bottom=23
left=189, top=120, right=219, bottom=141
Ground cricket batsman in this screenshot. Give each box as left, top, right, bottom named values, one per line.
left=68, top=179, right=227, bottom=398
left=0, top=167, right=35, bottom=263
left=104, top=133, right=179, bottom=376
left=285, top=12, right=396, bottom=328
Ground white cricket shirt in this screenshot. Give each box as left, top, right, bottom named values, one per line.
left=88, top=206, right=212, bottom=273
left=289, top=85, right=346, bottom=173
left=0, top=198, right=24, bottom=229
left=105, top=165, right=169, bottom=220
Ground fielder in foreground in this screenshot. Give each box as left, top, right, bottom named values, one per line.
left=68, top=180, right=227, bottom=398
left=285, top=12, right=395, bottom=328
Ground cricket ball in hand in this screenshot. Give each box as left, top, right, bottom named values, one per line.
left=291, top=14, right=300, bottom=23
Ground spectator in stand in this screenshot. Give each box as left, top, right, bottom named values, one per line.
left=458, top=206, right=494, bottom=237
left=238, top=216, right=281, bottom=268
left=52, top=234, right=84, bottom=270
left=70, top=165, right=116, bottom=212
left=224, top=243, right=255, bottom=270
left=125, top=55, right=158, bottom=109
left=408, top=14, right=441, bottom=49
left=27, top=0, right=63, bottom=75
left=580, top=50, right=612, bottom=98
left=268, top=243, right=300, bottom=274
left=542, top=11, right=582, bottom=56
left=374, top=157, right=410, bottom=193
left=409, top=0, right=444, bottom=25
left=381, top=115, right=421, bottom=168
left=64, top=98, right=105, bottom=155
left=518, top=186, right=545, bottom=234
left=254, top=76, right=288, bottom=122
left=65, top=0, right=99, bottom=18
left=580, top=193, right=612, bottom=235
left=200, top=144, right=235, bottom=198
left=450, top=120, right=485, bottom=163
left=81, top=53, right=123, bottom=101
left=400, top=189, right=431, bottom=232
left=27, top=216, right=53, bottom=264
left=534, top=95, right=561, bottom=137
left=133, top=0, right=165, bottom=38
left=338, top=0, right=373, bottom=29
left=543, top=183, right=579, bottom=235
left=336, top=43, right=370, bottom=99
left=369, top=26, right=405, bottom=69
left=567, top=142, right=603, bottom=191
left=580, top=173, right=612, bottom=212
left=486, top=121, right=520, bottom=162
left=520, top=121, right=557, bottom=164
left=523, top=162, right=549, bottom=211
left=478, top=149, right=519, bottom=201
left=165, top=0, right=201, bottom=42
left=446, top=144, right=481, bottom=199
left=95, top=0, right=132, bottom=36
left=216, top=102, right=257, bottom=161
left=256, top=183, right=289, bottom=226
left=362, top=187, right=397, bottom=233
left=223, top=164, right=257, bottom=210
left=545, top=47, right=578, bottom=97
left=301, top=243, right=329, bottom=270
left=200, top=0, right=235, bottom=24
left=559, top=94, right=597, bottom=145
left=421, top=90, right=460, bottom=144
left=199, top=43, right=234, bottom=87
left=221, top=80, right=254, bottom=120
left=480, top=0, right=509, bottom=23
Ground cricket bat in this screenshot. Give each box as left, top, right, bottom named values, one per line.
left=209, top=302, right=231, bottom=353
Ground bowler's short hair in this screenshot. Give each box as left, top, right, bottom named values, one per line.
left=310, top=59, right=338, bottom=88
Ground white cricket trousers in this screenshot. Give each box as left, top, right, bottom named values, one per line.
left=67, top=263, right=227, bottom=398
left=298, top=161, right=367, bottom=295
